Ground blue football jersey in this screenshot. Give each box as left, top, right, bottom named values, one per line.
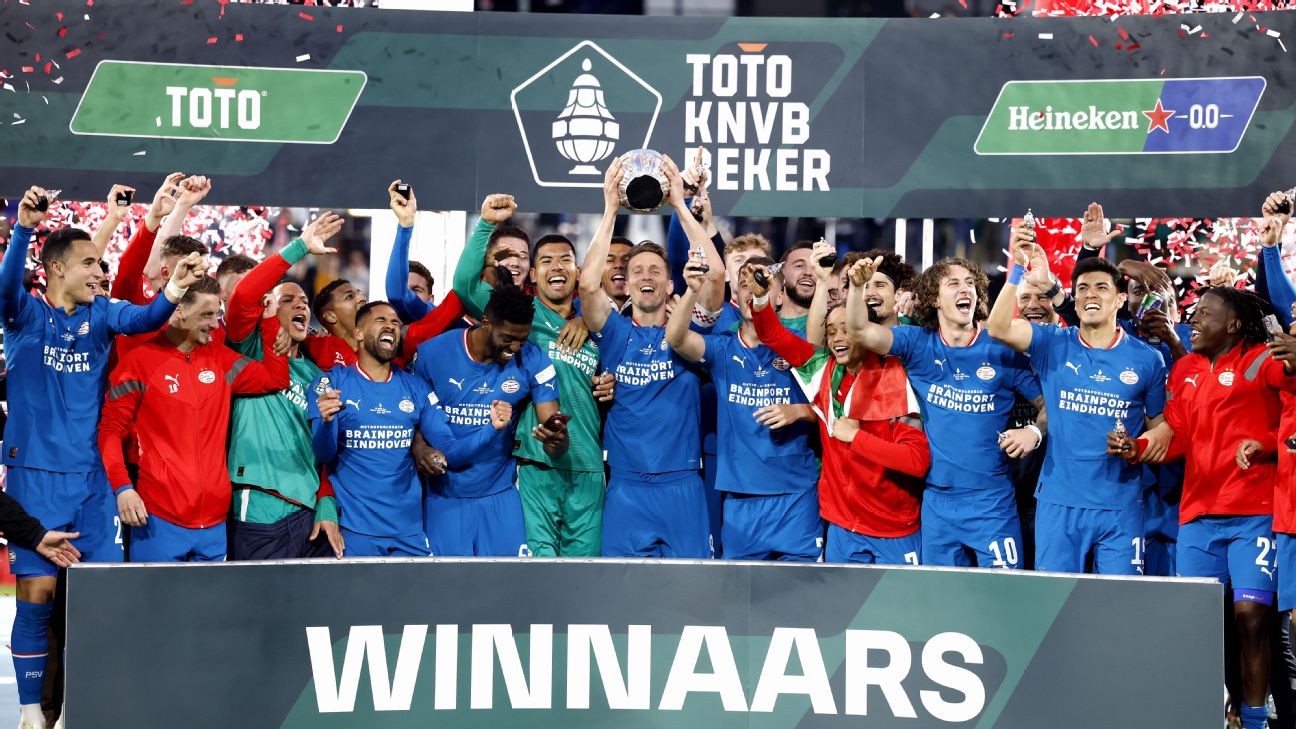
left=888, top=324, right=1041, bottom=493
left=412, top=329, right=559, bottom=498
left=1027, top=324, right=1168, bottom=511
left=0, top=223, right=177, bottom=473
left=700, top=330, right=817, bottom=495
left=593, top=311, right=702, bottom=474
left=308, top=364, right=490, bottom=537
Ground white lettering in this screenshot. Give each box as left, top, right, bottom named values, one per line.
left=566, top=624, right=652, bottom=710
left=470, top=624, right=553, bottom=710
left=306, top=624, right=427, bottom=713
left=658, top=626, right=747, bottom=711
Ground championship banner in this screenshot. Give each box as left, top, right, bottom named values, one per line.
left=1, top=2, right=1293, bottom=217
left=65, top=559, right=1222, bottom=729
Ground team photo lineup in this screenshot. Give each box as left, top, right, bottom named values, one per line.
left=3, top=146, right=1296, bottom=726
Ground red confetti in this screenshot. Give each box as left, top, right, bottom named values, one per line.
left=958, top=0, right=967, bottom=7
left=43, top=62, right=51, bottom=74
left=206, top=36, right=218, bottom=45
left=86, top=0, right=93, bottom=6
left=57, top=27, right=67, bottom=37
left=1117, top=27, right=1129, bottom=40
left=1088, top=34, right=1098, bottom=46
left=56, top=11, right=63, bottom=20
left=299, top=11, right=315, bottom=20
left=20, top=66, right=33, bottom=73
left=65, top=48, right=81, bottom=59
left=34, top=54, right=40, bottom=62
left=235, top=33, right=244, bottom=42
left=1003, top=32, right=1014, bottom=38
left=336, top=24, right=344, bottom=32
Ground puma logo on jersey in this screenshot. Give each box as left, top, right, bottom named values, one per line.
left=732, top=355, right=747, bottom=368
left=448, top=377, right=465, bottom=390
left=1184, top=375, right=1201, bottom=387
left=345, top=399, right=362, bottom=410
left=165, top=374, right=180, bottom=394
left=933, top=359, right=944, bottom=369
left=1262, top=566, right=1274, bottom=578
left=1065, top=361, right=1082, bottom=375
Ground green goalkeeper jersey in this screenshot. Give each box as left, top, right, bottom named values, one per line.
left=511, top=299, right=603, bottom=472
left=454, top=219, right=603, bottom=473
left=226, top=319, right=337, bottom=524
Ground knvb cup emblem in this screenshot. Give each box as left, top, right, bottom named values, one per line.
left=552, top=59, right=619, bottom=175
left=512, top=41, right=662, bottom=188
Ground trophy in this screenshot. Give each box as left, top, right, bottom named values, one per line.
left=1134, top=292, right=1165, bottom=344
left=1023, top=208, right=1036, bottom=231
left=1277, top=187, right=1296, bottom=215
left=617, top=149, right=670, bottom=214
left=33, top=189, right=61, bottom=213
left=753, top=262, right=783, bottom=290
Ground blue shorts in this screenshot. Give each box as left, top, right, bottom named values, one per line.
left=1178, top=515, right=1274, bottom=594
left=1035, top=501, right=1143, bottom=575
left=227, top=508, right=335, bottom=561
left=721, top=490, right=823, bottom=562
left=1144, top=535, right=1177, bottom=578
left=129, top=516, right=226, bottom=562
left=602, top=470, right=711, bottom=559
left=425, top=487, right=528, bottom=558
left=7, top=467, right=123, bottom=577
left=825, top=523, right=920, bottom=566
left=922, top=487, right=1022, bottom=569
left=1278, top=533, right=1296, bottom=612
left=341, top=528, right=429, bottom=558
left=702, top=453, right=724, bottom=557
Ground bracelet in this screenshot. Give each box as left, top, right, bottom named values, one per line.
left=1007, top=264, right=1025, bottom=286
left=1043, top=276, right=1062, bottom=299
left=164, top=280, right=188, bottom=302
left=753, top=293, right=770, bottom=307
left=1025, top=423, right=1043, bottom=447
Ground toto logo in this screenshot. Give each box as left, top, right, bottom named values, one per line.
left=511, top=41, right=662, bottom=188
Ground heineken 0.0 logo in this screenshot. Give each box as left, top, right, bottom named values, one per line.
left=70, top=61, right=367, bottom=144
left=974, top=76, right=1265, bottom=155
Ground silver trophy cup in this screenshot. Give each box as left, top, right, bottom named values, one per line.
left=617, top=149, right=670, bottom=214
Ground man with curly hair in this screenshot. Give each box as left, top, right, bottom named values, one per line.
left=846, top=255, right=1044, bottom=569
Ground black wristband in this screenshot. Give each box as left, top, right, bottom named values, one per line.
left=1043, top=278, right=1062, bottom=299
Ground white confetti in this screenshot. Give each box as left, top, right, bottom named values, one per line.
left=155, top=116, right=162, bottom=127
left=296, top=53, right=311, bottom=63
left=2, top=83, right=13, bottom=92
left=1233, top=11, right=1244, bottom=23
left=1280, top=38, right=1288, bottom=53
left=11, top=118, right=25, bottom=126
left=52, top=77, right=63, bottom=85
left=1189, top=25, right=1202, bottom=34
left=1038, top=32, right=1054, bottom=39
left=1266, top=28, right=1281, bottom=38
left=41, top=96, right=47, bottom=104
left=133, top=150, right=147, bottom=156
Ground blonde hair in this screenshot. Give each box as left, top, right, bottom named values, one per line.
left=724, top=233, right=773, bottom=261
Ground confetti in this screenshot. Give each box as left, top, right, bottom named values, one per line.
left=206, top=36, right=218, bottom=45
left=296, top=53, right=311, bottom=63
left=1038, top=32, right=1054, bottom=39
left=1089, top=34, right=1098, bottom=46
left=298, top=11, right=315, bottom=20
left=133, top=150, right=146, bottom=156
left=235, top=34, right=244, bottom=42
left=65, top=48, right=81, bottom=59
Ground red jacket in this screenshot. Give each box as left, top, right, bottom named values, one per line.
left=111, top=221, right=157, bottom=305
left=1164, top=342, right=1296, bottom=524
left=98, top=320, right=290, bottom=528
left=754, top=304, right=927, bottom=538
left=297, top=296, right=466, bottom=371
